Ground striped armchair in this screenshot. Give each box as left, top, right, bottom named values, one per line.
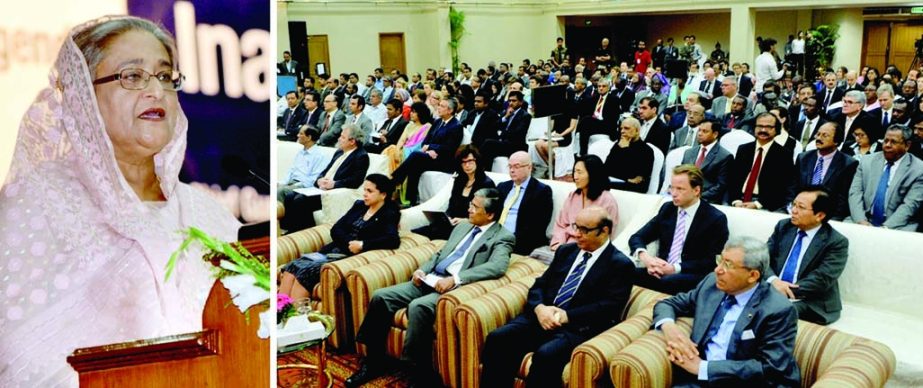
left=345, top=252, right=547, bottom=382
left=609, top=320, right=896, bottom=387
left=453, top=284, right=669, bottom=388
left=276, top=224, right=430, bottom=349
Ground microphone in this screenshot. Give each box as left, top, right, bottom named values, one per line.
left=221, top=156, right=269, bottom=188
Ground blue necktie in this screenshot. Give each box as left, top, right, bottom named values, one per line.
left=871, top=162, right=894, bottom=226
left=702, top=295, right=737, bottom=349
left=811, top=157, right=824, bottom=185
left=882, top=111, right=889, bottom=127
left=434, top=227, right=481, bottom=275
left=553, top=252, right=593, bottom=309
left=780, top=230, right=807, bottom=283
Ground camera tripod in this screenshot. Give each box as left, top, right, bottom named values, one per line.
left=911, top=53, right=922, bottom=75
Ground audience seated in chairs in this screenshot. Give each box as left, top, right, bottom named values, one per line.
left=767, top=186, right=849, bottom=325
left=670, top=103, right=707, bottom=150
left=281, top=124, right=369, bottom=232
left=847, top=124, right=923, bottom=231
left=390, top=98, right=463, bottom=206
left=529, top=155, right=619, bottom=264
left=279, top=174, right=400, bottom=300
left=277, top=126, right=326, bottom=202
left=630, top=165, right=730, bottom=294
left=347, top=188, right=514, bottom=387
left=480, top=90, right=532, bottom=165
left=729, top=112, right=795, bottom=212
left=604, top=117, right=654, bottom=193
left=413, top=145, right=496, bottom=240
left=842, top=124, right=881, bottom=160
left=480, top=206, right=635, bottom=387
left=497, top=151, right=554, bottom=255
left=654, top=236, right=801, bottom=387
left=532, top=91, right=578, bottom=179
left=386, top=101, right=433, bottom=172
left=637, top=96, right=672, bottom=156
left=466, top=91, right=501, bottom=149
left=345, top=95, right=375, bottom=139
left=278, top=90, right=307, bottom=141
left=680, top=118, right=732, bottom=204
left=577, top=79, right=621, bottom=155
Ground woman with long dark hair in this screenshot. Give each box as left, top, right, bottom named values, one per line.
left=549, top=155, right=620, bottom=251
left=413, top=145, right=495, bottom=239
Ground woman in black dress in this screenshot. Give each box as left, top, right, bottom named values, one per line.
left=413, top=144, right=495, bottom=239
left=279, top=174, right=401, bottom=299
left=604, top=116, right=654, bottom=193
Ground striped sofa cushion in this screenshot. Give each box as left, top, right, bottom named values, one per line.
left=346, top=241, right=446, bottom=354
left=277, top=224, right=333, bottom=266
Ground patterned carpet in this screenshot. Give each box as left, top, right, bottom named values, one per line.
left=278, top=349, right=411, bottom=387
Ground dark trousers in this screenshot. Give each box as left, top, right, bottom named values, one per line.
left=355, top=282, right=441, bottom=365
left=633, top=267, right=703, bottom=295
left=480, top=314, right=585, bottom=388
left=577, top=117, right=616, bottom=156
left=280, top=193, right=320, bottom=232
left=391, top=151, right=442, bottom=205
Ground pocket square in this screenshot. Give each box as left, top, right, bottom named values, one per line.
left=741, top=329, right=756, bottom=340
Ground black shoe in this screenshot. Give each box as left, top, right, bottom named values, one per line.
left=345, top=362, right=383, bottom=388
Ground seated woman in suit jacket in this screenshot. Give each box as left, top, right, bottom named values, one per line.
left=604, top=117, right=654, bottom=193
left=280, top=174, right=401, bottom=299
left=414, top=145, right=496, bottom=240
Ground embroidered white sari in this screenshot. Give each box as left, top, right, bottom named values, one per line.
left=0, top=16, right=239, bottom=387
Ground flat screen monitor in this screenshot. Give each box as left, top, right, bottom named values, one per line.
left=531, top=83, right=567, bottom=118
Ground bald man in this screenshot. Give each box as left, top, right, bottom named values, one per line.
left=496, top=151, right=553, bottom=255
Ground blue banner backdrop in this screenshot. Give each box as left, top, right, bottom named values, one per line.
left=128, top=0, right=270, bottom=193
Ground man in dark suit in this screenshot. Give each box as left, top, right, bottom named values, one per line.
left=612, top=77, right=636, bottom=114
left=577, top=79, right=621, bottom=155
left=277, top=91, right=307, bottom=141
left=347, top=189, right=515, bottom=387
left=572, top=77, right=596, bottom=118
left=720, top=96, right=753, bottom=134
left=480, top=207, right=634, bottom=387
left=364, top=99, right=408, bottom=154
left=315, top=124, right=370, bottom=190
left=480, top=91, right=532, bottom=164
left=789, top=122, right=858, bottom=220
left=767, top=186, right=849, bottom=325
left=697, top=68, right=721, bottom=99
left=670, top=104, right=707, bottom=150
left=654, top=236, right=800, bottom=387
left=848, top=125, right=923, bottom=231
left=819, top=72, right=845, bottom=112
left=791, top=96, right=826, bottom=149
left=277, top=50, right=302, bottom=81
left=729, top=113, right=795, bottom=212
left=391, top=98, right=464, bottom=205
left=497, top=151, right=553, bottom=255
left=467, top=92, right=501, bottom=149
left=630, top=165, right=729, bottom=294
left=638, top=97, right=671, bottom=155
left=681, top=119, right=732, bottom=204
left=834, top=90, right=880, bottom=148
left=300, top=90, right=323, bottom=129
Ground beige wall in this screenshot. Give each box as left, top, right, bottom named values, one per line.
left=754, top=10, right=799, bottom=58
left=453, top=7, right=557, bottom=70
left=813, top=8, right=865, bottom=72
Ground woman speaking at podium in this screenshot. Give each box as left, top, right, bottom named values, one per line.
left=0, top=16, right=239, bottom=386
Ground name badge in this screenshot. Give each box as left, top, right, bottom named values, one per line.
left=741, top=329, right=756, bottom=340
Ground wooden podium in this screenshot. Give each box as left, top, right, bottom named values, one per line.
left=67, top=237, right=270, bottom=387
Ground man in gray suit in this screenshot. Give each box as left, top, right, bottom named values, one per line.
left=344, top=95, right=374, bottom=140
left=848, top=124, right=923, bottom=231
left=710, top=77, right=752, bottom=120
left=670, top=104, right=707, bottom=150
left=316, top=94, right=346, bottom=146
left=767, top=186, right=848, bottom=325
left=347, top=188, right=515, bottom=387
left=655, top=236, right=800, bottom=387
left=681, top=119, right=732, bottom=204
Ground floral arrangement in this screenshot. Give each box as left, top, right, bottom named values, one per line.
left=166, top=227, right=272, bottom=338
left=277, top=293, right=300, bottom=324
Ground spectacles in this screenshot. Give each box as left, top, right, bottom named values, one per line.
left=790, top=201, right=813, bottom=211
left=461, top=158, right=477, bottom=165
left=571, top=223, right=601, bottom=234
left=93, top=68, right=184, bottom=91
left=715, top=255, right=750, bottom=271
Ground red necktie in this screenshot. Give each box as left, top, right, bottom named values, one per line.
left=695, top=146, right=707, bottom=168
left=742, top=147, right=763, bottom=202
left=728, top=115, right=736, bottom=129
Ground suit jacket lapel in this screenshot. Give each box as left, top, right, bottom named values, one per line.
left=798, top=225, right=827, bottom=276
left=727, top=284, right=763, bottom=357
left=702, top=144, right=718, bottom=169
left=867, top=156, right=885, bottom=204
left=460, top=223, right=497, bottom=269
left=439, top=223, right=475, bottom=263
left=888, top=157, right=912, bottom=206
left=570, top=245, right=614, bottom=303
left=695, top=287, right=727, bottom=346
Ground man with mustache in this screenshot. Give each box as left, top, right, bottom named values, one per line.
left=729, top=112, right=795, bottom=212
left=788, top=122, right=858, bottom=220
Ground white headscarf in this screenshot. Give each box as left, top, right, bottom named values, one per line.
left=0, top=16, right=239, bottom=387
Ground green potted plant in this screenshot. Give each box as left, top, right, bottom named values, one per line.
left=807, top=24, right=839, bottom=79
left=449, top=6, right=466, bottom=75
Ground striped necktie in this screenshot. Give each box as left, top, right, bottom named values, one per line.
left=553, top=252, right=593, bottom=309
